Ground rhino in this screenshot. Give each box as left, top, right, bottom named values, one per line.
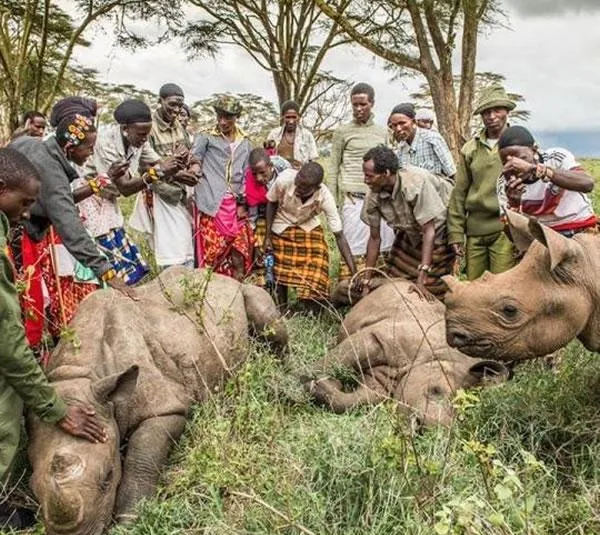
left=444, top=212, right=600, bottom=362
left=27, top=267, right=287, bottom=535
left=305, top=279, right=508, bottom=425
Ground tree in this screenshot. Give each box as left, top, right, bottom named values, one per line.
left=411, top=72, right=530, bottom=136
left=0, top=0, right=182, bottom=137
left=179, top=0, right=356, bottom=123
left=313, top=0, right=505, bottom=155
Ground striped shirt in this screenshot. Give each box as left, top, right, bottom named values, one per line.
left=497, top=147, right=596, bottom=232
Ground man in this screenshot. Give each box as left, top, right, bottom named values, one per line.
left=388, top=102, right=456, bottom=181
left=497, top=125, right=596, bottom=235
left=415, top=108, right=435, bottom=130
left=192, top=96, right=254, bottom=280
left=329, top=83, right=394, bottom=279
left=264, top=161, right=356, bottom=311
left=12, top=111, right=46, bottom=139
left=0, top=148, right=105, bottom=527
left=85, top=99, right=182, bottom=284
left=130, top=83, right=198, bottom=268
left=266, top=100, right=318, bottom=169
left=447, top=85, right=516, bottom=280
left=360, top=146, right=453, bottom=302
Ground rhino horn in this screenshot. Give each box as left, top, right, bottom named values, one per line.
left=46, top=478, right=84, bottom=531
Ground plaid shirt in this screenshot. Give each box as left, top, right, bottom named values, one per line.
left=392, top=127, right=456, bottom=179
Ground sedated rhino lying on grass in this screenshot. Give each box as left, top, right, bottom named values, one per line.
left=305, top=279, right=509, bottom=426
left=445, top=211, right=600, bottom=361
left=27, top=267, right=287, bottom=535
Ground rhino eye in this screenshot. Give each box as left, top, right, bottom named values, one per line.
left=502, top=304, right=518, bottom=319
left=428, top=386, right=443, bottom=397
left=100, top=468, right=114, bottom=491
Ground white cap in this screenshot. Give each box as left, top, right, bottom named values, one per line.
left=415, top=108, right=435, bottom=121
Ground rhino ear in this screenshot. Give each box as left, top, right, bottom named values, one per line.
left=91, top=365, right=139, bottom=405
left=505, top=210, right=535, bottom=254
left=467, top=360, right=511, bottom=386
left=528, top=218, right=580, bottom=271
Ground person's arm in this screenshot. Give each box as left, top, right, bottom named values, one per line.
left=503, top=154, right=594, bottom=193
left=334, top=231, right=356, bottom=274
left=446, top=150, right=472, bottom=256
left=432, top=134, right=457, bottom=178
left=264, top=201, right=278, bottom=250
left=411, top=219, right=436, bottom=303
left=328, top=128, right=344, bottom=204
left=306, top=129, right=319, bottom=161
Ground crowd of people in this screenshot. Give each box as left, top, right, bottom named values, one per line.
left=0, top=79, right=597, bottom=526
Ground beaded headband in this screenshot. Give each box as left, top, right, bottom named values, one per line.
left=61, top=114, right=93, bottom=151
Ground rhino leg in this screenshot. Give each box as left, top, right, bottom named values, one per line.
left=114, top=414, right=186, bottom=524
left=312, top=329, right=386, bottom=375
left=308, top=375, right=388, bottom=413
left=241, top=283, right=288, bottom=355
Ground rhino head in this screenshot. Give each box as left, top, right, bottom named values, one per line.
left=397, top=357, right=509, bottom=426
left=444, top=212, right=599, bottom=362
left=28, top=366, right=138, bottom=535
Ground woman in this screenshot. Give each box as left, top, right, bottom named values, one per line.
left=10, top=111, right=133, bottom=349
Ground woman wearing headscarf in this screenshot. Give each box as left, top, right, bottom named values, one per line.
left=9, top=109, right=134, bottom=351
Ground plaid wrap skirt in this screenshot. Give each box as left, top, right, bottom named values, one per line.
left=271, top=225, right=330, bottom=300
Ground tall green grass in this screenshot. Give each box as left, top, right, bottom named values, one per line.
left=16, top=161, right=600, bottom=535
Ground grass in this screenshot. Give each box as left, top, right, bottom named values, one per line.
left=13, top=161, right=600, bottom=535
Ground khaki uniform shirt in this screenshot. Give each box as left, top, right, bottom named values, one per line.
left=361, top=165, right=448, bottom=247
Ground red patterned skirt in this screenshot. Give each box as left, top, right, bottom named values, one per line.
left=194, top=195, right=253, bottom=279
left=9, top=227, right=98, bottom=347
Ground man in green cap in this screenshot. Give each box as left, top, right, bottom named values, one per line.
left=191, top=95, right=254, bottom=280
left=447, top=85, right=517, bottom=280
left=0, top=148, right=106, bottom=527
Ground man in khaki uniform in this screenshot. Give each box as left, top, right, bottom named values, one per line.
left=359, top=145, right=454, bottom=302
left=0, top=148, right=105, bottom=527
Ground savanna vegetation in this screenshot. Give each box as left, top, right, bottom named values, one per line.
left=19, top=161, right=599, bottom=535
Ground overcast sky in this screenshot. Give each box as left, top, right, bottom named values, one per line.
left=72, top=0, right=600, bottom=132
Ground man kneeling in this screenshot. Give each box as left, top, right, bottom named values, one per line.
left=264, top=162, right=355, bottom=312
left=358, top=145, right=454, bottom=302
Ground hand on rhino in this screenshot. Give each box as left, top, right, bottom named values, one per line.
left=28, top=268, right=288, bottom=535
left=305, top=279, right=509, bottom=426
left=57, top=405, right=107, bottom=444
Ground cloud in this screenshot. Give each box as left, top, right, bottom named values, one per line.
left=504, top=0, right=600, bottom=16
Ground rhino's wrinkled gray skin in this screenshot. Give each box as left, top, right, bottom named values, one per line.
left=305, top=279, right=508, bottom=426
left=28, top=267, right=287, bottom=535
left=445, top=211, right=600, bottom=362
